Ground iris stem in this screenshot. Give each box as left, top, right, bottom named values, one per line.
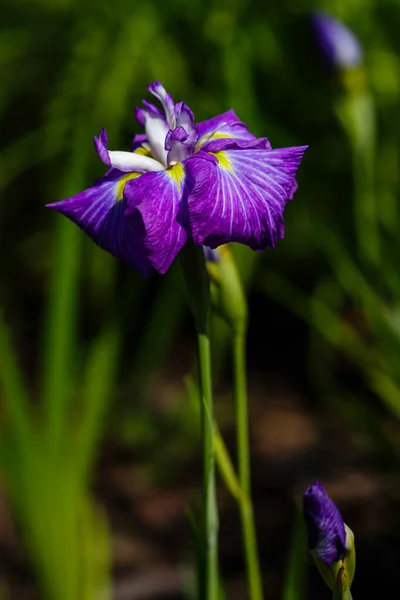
left=197, top=330, right=219, bottom=600
left=233, top=327, right=263, bottom=600
left=178, top=243, right=219, bottom=600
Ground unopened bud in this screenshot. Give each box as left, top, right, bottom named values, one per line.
left=303, top=481, right=356, bottom=592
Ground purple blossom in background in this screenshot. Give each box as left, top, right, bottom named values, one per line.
left=312, top=12, right=363, bottom=68
left=48, top=82, right=307, bottom=275
left=303, top=481, right=347, bottom=566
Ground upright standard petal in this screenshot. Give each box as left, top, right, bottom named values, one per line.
left=175, top=102, right=198, bottom=147
left=303, top=481, right=347, bottom=566
left=165, top=126, right=192, bottom=165
left=124, top=164, right=189, bottom=274
left=148, top=81, right=176, bottom=129
left=186, top=141, right=307, bottom=249
left=47, top=171, right=151, bottom=276
left=196, top=109, right=257, bottom=150
left=135, top=107, right=169, bottom=166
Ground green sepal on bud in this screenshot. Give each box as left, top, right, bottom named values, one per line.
left=343, top=524, right=356, bottom=587
left=311, top=523, right=356, bottom=593
left=339, top=67, right=367, bottom=96
left=205, top=245, right=247, bottom=335
left=333, top=566, right=353, bottom=600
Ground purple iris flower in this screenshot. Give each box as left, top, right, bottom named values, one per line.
left=47, top=82, right=307, bottom=275
left=303, top=481, right=347, bottom=566
left=312, top=12, right=363, bottom=68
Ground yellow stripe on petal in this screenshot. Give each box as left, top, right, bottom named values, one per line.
left=209, top=151, right=233, bottom=172
left=117, top=172, right=142, bottom=201
left=196, top=132, right=230, bottom=151
left=166, top=162, right=185, bottom=191
left=134, top=145, right=151, bottom=157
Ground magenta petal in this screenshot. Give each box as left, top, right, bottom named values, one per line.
left=196, top=109, right=257, bottom=149
left=186, top=145, right=307, bottom=250
left=47, top=172, right=151, bottom=277
left=124, top=167, right=189, bottom=274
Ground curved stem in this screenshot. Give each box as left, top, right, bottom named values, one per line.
left=197, top=331, right=218, bottom=600
left=233, top=328, right=263, bottom=600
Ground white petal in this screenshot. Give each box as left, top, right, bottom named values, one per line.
left=144, top=114, right=169, bottom=166
left=108, top=150, right=164, bottom=172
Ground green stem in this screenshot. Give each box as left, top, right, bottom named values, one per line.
left=197, top=330, right=218, bottom=600
left=179, top=243, right=219, bottom=600
left=233, top=328, right=263, bottom=600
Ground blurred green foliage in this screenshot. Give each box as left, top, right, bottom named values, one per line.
left=1, top=0, right=400, bottom=598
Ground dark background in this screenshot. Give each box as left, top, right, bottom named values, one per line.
left=1, top=0, right=400, bottom=598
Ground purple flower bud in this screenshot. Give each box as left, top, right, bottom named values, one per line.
left=312, top=12, right=363, bottom=68
left=303, top=481, right=346, bottom=566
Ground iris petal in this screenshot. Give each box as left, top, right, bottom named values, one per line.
left=186, top=142, right=307, bottom=249
left=124, top=165, right=189, bottom=274
left=303, top=481, right=347, bottom=566
left=196, top=109, right=257, bottom=150
left=312, top=12, right=363, bottom=68
left=165, top=126, right=191, bottom=165
left=94, top=129, right=163, bottom=172
left=175, top=101, right=198, bottom=146
left=131, top=133, right=148, bottom=151
left=134, top=107, right=169, bottom=166
left=106, top=150, right=164, bottom=172
left=47, top=171, right=151, bottom=276
left=148, top=81, right=176, bottom=129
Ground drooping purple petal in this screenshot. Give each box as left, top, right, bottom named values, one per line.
left=47, top=172, right=151, bottom=276
left=303, top=481, right=347, bottom=566
left=312, top=12, right=363, bottom=68
left=186, top=142, right=307, bottom=250
left=123, top=165, right=189, bottom=274
left=148, top=81, right=176, bottom=129
left=196, top=109, right=257, bottom=150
